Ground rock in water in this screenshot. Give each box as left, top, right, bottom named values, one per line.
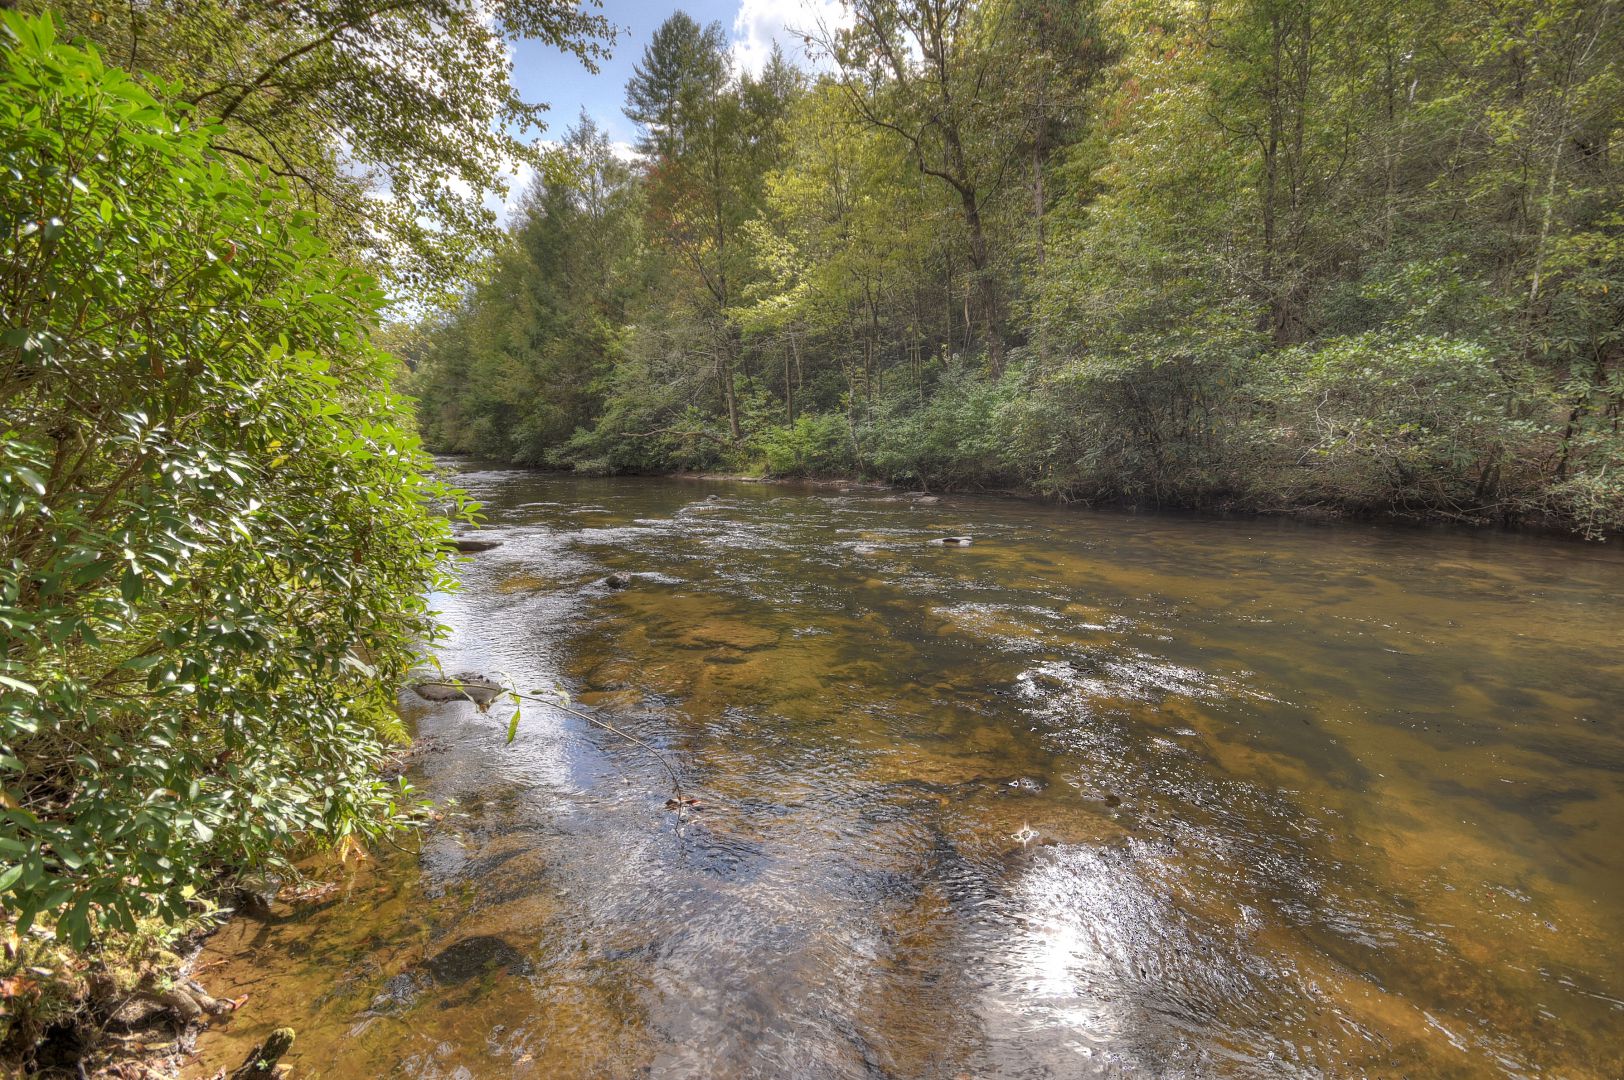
left=445, top=537, right=502, bottom=553
left=604, top=572, right=634, bottom=589
left=932, top=536, right=973, bottom=546
left=230, top=1027, right=295, bottom=1079
left=423, top=935, right=529, bottom=984
left=411, top=672, right=502, bottom=706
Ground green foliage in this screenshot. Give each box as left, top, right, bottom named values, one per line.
left=755, top=414, right=855, bottom=478
left=0, top=13, right=460, bottom=945
left=409, top=119, right=640, bottom=463
left=862, top=365, right=1024, bottom=489
left=27, top=0, right=613, bottom=294
left=409, top=0, right=1622, bottom=536
left=1010, top=325, right=1265, bottom=504
left=1260, top=333, right=1547, bottom=519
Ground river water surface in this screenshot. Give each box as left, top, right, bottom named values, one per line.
left=186, top=466, right=1624, bottom=1078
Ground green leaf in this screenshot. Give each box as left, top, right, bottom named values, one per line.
left=11, top=467, right=45, bottom=495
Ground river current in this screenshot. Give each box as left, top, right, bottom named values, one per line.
left=186, top=465, right=1624, bottom=1078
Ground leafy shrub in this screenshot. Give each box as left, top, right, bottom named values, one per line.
left=1259, top=332, right=1548, bottom=520
left=754, top=413, right=854, bottom=477
left=862, top=362, right=1023, bottom=488
left=0, top=13, right=459, bottom=946
left=1005, top=323, right=1264, bottom=504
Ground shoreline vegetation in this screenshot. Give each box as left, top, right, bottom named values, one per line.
left=407, top=1, right=1621, bottom=542
left=0, top=3, right=583, bottom=1072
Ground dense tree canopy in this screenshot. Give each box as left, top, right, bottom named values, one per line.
left=413, top=0, right=1622, bottom=537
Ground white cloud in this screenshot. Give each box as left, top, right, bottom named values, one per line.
left=494, top=160, right=536, bottom=226
left=730, top=0, right=853, bottom=76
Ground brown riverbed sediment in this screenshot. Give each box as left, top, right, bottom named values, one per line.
left=182, top=466, right=1624, bottom=1078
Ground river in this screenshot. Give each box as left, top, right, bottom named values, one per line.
left=184, top=465, right=1624, bottom=1078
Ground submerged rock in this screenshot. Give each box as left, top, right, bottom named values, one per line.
left=368, top=971, right=427, bottom=1013
left=445, top=537, right=502, bottom=553
left=423, top=935, right=528, bottom=985
left=230, top=1027, right=295, bottom=1080
left=410, top=671, right=503, bottom=706
left=673, top=619, right=779, bottom=651
left=604, top=571, right=634, bottom=589
left=932, top=536, right=973, bottom=546
left=496, top=571, right=552, bottom=593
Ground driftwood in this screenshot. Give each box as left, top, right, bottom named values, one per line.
left=229, top=1027, right=295, bottom=1079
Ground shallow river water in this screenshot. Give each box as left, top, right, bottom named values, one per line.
left=186, top=466, right=1624, bottom=1079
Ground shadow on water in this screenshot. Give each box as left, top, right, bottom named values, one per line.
left=187, top=466, right=1624, bottom=1078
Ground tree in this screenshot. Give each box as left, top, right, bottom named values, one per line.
left=829, top=0, right=1026, bottom=370
left=409, top=0, right=1622, bottom=535
left=24, top=0, right=614, bottom=294
left=410, top=117, right=642, bottom=463
left=625, top=12, right=730, bottom=160
left=623, top=13, right=800, bottom=440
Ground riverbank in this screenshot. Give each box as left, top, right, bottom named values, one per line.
left=0, top=914, right=236, bottom=1078
left=0, top=739, right=432, bottom=1080
left=685, top=471, right=1619, bottom=539
left=445, top=456, right=1617, bottom=543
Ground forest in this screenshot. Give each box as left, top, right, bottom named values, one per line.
left=409, top=0, right=1623, bottom=537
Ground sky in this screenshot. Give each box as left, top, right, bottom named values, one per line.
left=494, top=0, right=848, bottom=218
